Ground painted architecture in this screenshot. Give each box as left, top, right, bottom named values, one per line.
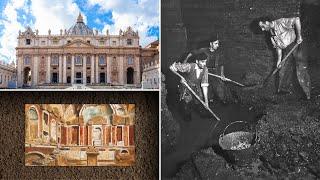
left=0, top=60, right=16, bottom=88
left=141, top=40, right=159, bottom=89
left=16, top=13, right=144, bottom=89
left=25, top=104, right=135, bottom=166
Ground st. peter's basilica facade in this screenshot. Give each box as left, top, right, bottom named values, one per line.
left=16, top=13, right=158, bottom=89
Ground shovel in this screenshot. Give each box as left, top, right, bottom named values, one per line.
left=243, top=43, right=300, bottom=90
left=170, top=68, right=221, bottom=121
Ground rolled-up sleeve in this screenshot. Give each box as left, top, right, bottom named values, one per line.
left=174, top=62, right=192, bottom=73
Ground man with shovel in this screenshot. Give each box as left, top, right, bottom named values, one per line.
left=182, top=40, right=234, bottom=104
left=259, top=17, right=311, bottom=99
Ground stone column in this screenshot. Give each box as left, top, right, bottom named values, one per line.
left=32, top=55, right=39, bottom=87
left=63, top=55, right=67, bottom=83
left=82, top=55, right=86, bottom=85
left=17, top=55, right=22, bottom=87
left=71, top=55, right=74, bottom=84
left=46, top=55, right=51, bottom=83
left=106, top=56, right=111, bottom=83
left=119, top=56, right=124, bottom=85
left=59, top=54, right=63, bottom=83
left=95, top=55, right=99, bottom=83
left=135, top=55, right=140, bottom=85
left=91, top=55, right=95, bottom=84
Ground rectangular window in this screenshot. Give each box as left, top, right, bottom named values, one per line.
left=86, top=56, right=91, bottom=65
left=127, top=56, right=133, bottom=65
left=41, top=41, right=46, bottom=45
left=127, top=39, right=132, bottom=45
left=99, top=56, right=105, bottom=65
left=24, top=56, right=31, bottom=65
left=51, top=56, right=59, bottom=65
left=75, top=56, right=82, bottom=65
left=112, top=41, right=116, bottom=46
left=26, top=39, right=31, bottom=45
left=67, top=57, right=72, bottom=65
left=99, top=40, right=105, bottom=46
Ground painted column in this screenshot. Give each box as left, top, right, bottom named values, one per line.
left=95, top=55, right=99, bottom=83
left=46, top=55, right=51, bottom=83
left=119, top=56, right=124, bottom=85
left=63, top=55, right=67, bottom=83
left=91, top=55, right=95, bottom=84
left=59, top=54, right=63, bottom=83
left=71, top=55, right=74, bottom=84
left=82, top=55, right=86, bottom=85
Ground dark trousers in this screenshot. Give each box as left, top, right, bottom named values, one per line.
left=279, top=43, right=311, bottom=99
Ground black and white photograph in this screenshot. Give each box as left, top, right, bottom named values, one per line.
left=161, top=0, right=320, bottom=179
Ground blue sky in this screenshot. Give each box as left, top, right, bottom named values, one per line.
left=0, top=0, right=159, bottom=63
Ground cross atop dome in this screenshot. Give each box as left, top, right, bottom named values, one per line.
left=77, top=12, right=84, bottom=23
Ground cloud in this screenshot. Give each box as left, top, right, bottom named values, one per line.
left=0, top=0, right=27, bottom=63
left=30, top=0, right=83, bottom=34
left=89, top=0, right=159, bottom=47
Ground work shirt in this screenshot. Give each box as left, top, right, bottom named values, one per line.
left=189, top=48, right=223, bottom=69
left=174, top=62, right=208, bottom=103
left=271, top=18, right=297, bottom=49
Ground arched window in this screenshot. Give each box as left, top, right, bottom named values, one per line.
left=29, top=108, right=38, bottom=121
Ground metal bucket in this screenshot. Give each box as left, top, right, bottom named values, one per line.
left=218, top=121, right=258, bottom=165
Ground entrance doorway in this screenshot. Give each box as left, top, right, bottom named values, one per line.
left=52, top=73, right=58, bottom=83
left=75, top=72, right=82, bottom=84
left=23, top=67, right=31, bottom=86
left=87, top=76, right=90, bottom=84
left=127, top=67, right=134, bottom=84
left=100, top=73, right=106, bottom=83
left=67, top=76, right=71, bottom=83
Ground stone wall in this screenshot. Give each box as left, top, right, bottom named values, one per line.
left=181, top=0, right=300, bottom=85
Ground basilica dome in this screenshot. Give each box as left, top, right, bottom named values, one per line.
left=67, top=13, right=93, bottom=36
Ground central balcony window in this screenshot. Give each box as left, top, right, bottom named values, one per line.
left=75, top=56, right=82, bottom=65
left=99, top=55, right=106, bottom=66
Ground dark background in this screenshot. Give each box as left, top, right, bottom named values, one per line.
left=162, top=0, right=320, bottom=100
left=0, top=91, right=159, bottom=179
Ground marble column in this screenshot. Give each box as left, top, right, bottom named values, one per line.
left=119, top=56, right=124, bottom=85
left=59, top=54, right=63, bottom=83
left=82, top=55, right=86, bottom=85
left=17, top=55, right=22, bottom=87
left=32, top=55, right=39, bottom=87
left=106, top=56, right=111, bottom=83
left=91, top=55, right=95, bottom=84
left=95, top=55, right=99, bottom=83
left=46, top=55, right=51, bottom=83
left=135, top=55, right=140, bottom=85
left=71, top=55, right=74, bottom=84
left=63, top=55, right=67, bottom=83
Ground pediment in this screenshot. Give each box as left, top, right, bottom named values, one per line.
left=63, top=40, right=94, bottom=48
